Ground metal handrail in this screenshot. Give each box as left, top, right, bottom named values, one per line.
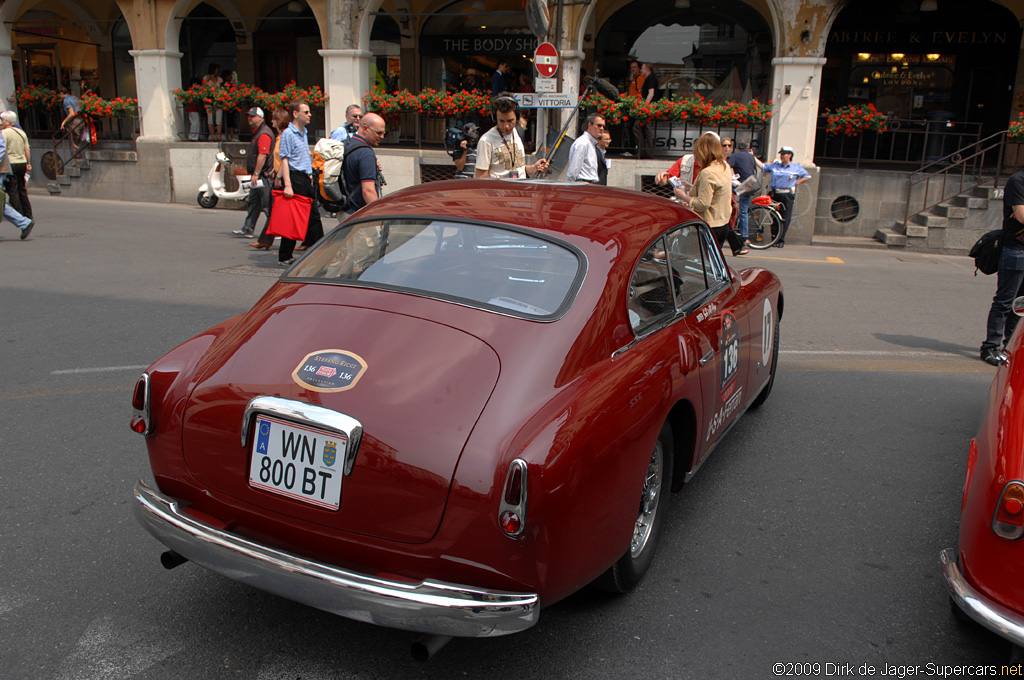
left=51, top=124, right=88, bottom=177
left=902, top=131, right=1008, bottom=230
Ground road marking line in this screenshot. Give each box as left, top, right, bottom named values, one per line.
left=780, top=358, right=993, bottom=373
left=0, top=385, right=131, bottom=401
left=50, top=365, right=148, bottom=375
left=742, top=254, right=844, bottom=264
left=781, top=350, right=967, bottom=358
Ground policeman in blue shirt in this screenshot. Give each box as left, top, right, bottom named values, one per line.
left=763, top=146, right=811, bottom=248
left=278, top=100, right=324, bottom=265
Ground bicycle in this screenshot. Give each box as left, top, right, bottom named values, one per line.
left=745, top=194, right=784, bottom=249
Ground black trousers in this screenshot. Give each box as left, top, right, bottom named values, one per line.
left=8, top=163, right=31, bottom=219
left=279, top=169, right=324, bottom=262
left=770, top=191, right=795, bottom=244
left=712, top=225, right=745, bottom=256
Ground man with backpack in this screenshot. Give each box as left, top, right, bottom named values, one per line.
left=981, top=167, right=1024, bottom=365
left=342, top=112, right=386, bottom=215
left=234, top=107, right=276, bottom=237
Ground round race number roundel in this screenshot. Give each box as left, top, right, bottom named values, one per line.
left=534, top=42, right=558, bottom=78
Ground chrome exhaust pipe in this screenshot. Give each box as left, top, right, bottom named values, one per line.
left=411, top=634, right=453, bottom=661
left=160, top=550, right=188, bottom=569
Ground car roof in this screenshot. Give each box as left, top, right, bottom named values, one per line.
left=351, top=179, right=699, bottom=249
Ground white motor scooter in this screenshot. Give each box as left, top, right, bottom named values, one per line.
left=197, top=150, right=251, bottom=208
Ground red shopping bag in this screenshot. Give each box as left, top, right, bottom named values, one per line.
left=266, top=190, right=312, bottom=241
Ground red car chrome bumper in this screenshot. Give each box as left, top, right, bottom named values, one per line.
left=133, top=481, right=539, bottom=637
left=940, top=548, right=1024, bottom=646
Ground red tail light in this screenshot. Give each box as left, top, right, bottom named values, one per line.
left=498, top=459, right=528, bottom=537
left=992, top=481, right=1024, bottom=539
left=129, top=374, right=152, bottom=436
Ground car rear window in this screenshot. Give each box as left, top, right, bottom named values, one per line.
left=286, top=218, right=583, bottom=318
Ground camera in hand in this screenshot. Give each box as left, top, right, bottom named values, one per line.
left=444, top=123, right=480, bottom=159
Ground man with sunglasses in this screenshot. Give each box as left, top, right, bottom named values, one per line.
left=566, top=113, right=606, bottom=184
left=342, top=112, right=387, bottom=215
left=278, top=99, right=324, bottom=265
left=329, top=104, right=364, bottom=144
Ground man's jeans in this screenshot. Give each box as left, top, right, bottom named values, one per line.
left=0, top=172, right=30, bottom=229
left=983, top=246, right=1024, bottom=350
left=736, top=192, right=752, bottom=241
left=242, top=180, right=270, bottom=233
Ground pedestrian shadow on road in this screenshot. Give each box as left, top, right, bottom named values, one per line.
left=873, top=333, right=976, bottom=359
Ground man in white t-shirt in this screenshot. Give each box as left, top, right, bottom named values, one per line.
left=475, top=94, right=549, bottom=179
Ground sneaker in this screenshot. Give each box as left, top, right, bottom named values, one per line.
left=278, top=258, right=295, bottom=266
left=981, top=347, right=1006, bottom=366
left=622, top=152, right=634, bottom=158
left=232, top=229, right=253, bottom=237
left=19, top=220, right=34, bottom=240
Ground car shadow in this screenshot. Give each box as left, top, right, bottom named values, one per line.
left=873, top=333, right=977, bottom=359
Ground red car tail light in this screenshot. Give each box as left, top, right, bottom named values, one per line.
left=498, top=459, right=528, bottom=537
left=129, top=373, right=152, bottom=436
left=992, top=481, right=1024, bottom=539
left=962, top=439, right=979, bottom=513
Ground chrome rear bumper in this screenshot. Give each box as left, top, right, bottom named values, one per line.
left=133, top=481, right=539, bottom=637
left=940, top=548, right=1024, bottom=646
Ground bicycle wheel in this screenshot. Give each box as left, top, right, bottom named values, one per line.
left=746, top=205, right=782, bottom=249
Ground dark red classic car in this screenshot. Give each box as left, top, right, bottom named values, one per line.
left=943, top=300, right=1024, bottom=646
left=132, top=180, right=783, bottom=645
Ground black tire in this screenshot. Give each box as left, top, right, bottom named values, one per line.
left=751, top=316, right=780, bottom=409
left=746, top=205, right=781, bottom=249
left=594, top=421, right=674, bottom=593
left=197, top=191, right=218, bottom=209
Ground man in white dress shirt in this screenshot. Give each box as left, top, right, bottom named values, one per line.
left=566, top=114, right=606, bottom=183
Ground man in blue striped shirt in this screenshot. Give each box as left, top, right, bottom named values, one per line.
left=278, top=100, right=324, bottom=265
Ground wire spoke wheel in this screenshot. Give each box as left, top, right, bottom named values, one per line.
left=631, top=439, right=664, bottom=556
left=747, top=204, right=782, bottom=249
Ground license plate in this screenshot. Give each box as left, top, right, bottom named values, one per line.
left=248, top=415, right=345, bottom=510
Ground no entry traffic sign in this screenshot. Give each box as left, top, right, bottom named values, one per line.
left=534, top=42, right=558, bottom=78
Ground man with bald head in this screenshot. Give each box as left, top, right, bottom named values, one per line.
left=342, top=111, right=387, bottom=215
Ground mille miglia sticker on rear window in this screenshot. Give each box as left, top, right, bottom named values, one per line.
left=292, top=349, right=368, bottom=393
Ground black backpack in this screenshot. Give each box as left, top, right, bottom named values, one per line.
left=969, top=229, right=1002, bottom=276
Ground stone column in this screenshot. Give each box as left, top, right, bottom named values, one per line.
left=768, top=57, right=826, bottom=164
left=0, top=49, right=16, bottom=115
left=767, top=56, right=825, bottom=246
left=320, top=49, right=371, bottom=133
left=129, top=49, right=183, bottom=141
left=557, top=49, right=583, bottom=133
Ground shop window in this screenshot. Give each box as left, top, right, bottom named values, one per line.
left=594, top=0, right=772, bottom=104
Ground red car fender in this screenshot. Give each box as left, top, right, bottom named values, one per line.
left=958, top=328, right=1024, bottom=613
left=144, top=314, right=244, bottom=494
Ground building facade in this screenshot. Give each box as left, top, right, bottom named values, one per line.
left=2, top=0, right=1023, bottom=245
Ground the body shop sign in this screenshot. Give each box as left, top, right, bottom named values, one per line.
left=422, top=34, right=539, bottom=56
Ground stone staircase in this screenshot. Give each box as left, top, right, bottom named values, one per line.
left=45, top=148, right=139, bottom=197
left=46, top=157, right=90, bottom=195
left=874, top=185, right=1002, bottom=254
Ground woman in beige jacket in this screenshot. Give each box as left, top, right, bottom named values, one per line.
left=687, top=134, right=747, bottom=256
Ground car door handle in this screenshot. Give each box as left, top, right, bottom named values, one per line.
left=700, top=349, right=714, bottom=366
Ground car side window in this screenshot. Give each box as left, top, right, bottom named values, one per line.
left=665, top=225, right=709, bottom=307
left=699, top=227, right=729, bottom=284
left=628, top=236, right=675, bottom=332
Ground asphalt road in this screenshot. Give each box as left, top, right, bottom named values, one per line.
left=0, top=196, right=1011, bottom=678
